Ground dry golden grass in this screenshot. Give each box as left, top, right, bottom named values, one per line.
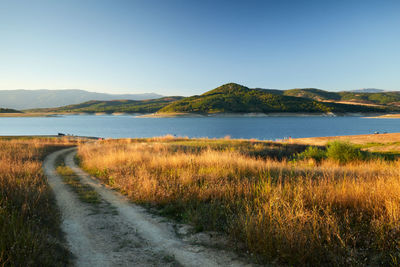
left=321, top=100, right=385, bottom=107
left=78, top=138, right=400, bottom=265
left=291, top=132, right=400, bottom=146
left=0, top=137, right=76, bottom=266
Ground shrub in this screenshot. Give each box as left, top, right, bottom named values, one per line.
left=296, top=146, right=326, bottom=162
left=326, top=141, right=365, bottom=164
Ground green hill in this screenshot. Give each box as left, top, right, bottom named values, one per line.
left=158, top=83, right=390, bottom=114
left=283, top=88, right=341, bottom=101
left=0, top=108, right=21, bottom=113
left=27, top=97, right=183, bottom=114
left=338, top=91, right=400, bottom=105
left=281, top=88, right=400, bottom=106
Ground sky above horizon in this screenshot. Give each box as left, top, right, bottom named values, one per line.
left=0, top=0, right=399, bottom=96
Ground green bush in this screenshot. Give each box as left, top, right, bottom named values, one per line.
left=326, top=141, right=365, bottom=164
left=296, top=146, right=326, bottom=162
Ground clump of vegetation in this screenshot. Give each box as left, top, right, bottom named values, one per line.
left=0, top=138, right=74, bottom=266
left=326, top=141, right=366, bottom=164
left=78, top=138, right=400, bottom=266
left=296, top=146, right=326, bottom=162
left=297, top=141, right=369, bottom=164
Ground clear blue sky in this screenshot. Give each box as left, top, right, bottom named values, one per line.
left=0, top=0, right=399, bottom=95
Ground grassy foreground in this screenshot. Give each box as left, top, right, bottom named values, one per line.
left=78, top=137, right=400, bottom=266
left=0, top=137, right=76, bottom=266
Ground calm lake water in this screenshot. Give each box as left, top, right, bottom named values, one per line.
left=0, top=115, right=399, bottom=140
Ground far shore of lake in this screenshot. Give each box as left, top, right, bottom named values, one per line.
left=135, top=112, right=391, bottom=118
left=1, top=111, right=400, bottom=118
left=363, top=114, right=400, bottom=119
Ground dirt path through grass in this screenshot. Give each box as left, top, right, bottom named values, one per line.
left=44, top=148, right=254, bottom=267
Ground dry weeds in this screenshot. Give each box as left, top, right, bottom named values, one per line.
left=78, top=138, right=400, bottom=265
left=0, top=137, right=76, bottom=266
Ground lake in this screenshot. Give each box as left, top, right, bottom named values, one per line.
left=0, top=115, right=399, bottom=140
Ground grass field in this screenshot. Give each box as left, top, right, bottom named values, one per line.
left=78, top=136, right=400, bottom=266
left=291, top=132, right=400, bottom=154
left=0, top=137, right=76, bottom=266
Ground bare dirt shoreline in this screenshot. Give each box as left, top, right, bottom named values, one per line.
left=1, top=111, right=399, bottom=118
left=44, top=148, right=256, bottom=267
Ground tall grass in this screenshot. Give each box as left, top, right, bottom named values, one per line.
left=78, top=139, right=400, bottom=266
left=0, top=138, right=74, bottom=266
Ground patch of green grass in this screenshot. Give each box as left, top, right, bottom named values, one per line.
left=356, top=141, right=400, bottom=149
left=74, top=154, right=81, bottom=166
left=56, top=157, right=101, bottom=204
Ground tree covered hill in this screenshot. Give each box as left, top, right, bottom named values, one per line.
left=338, top=91, right=400, bottom=105
left=282, top=88, right=400, bottom=106
left=0, top=108, right=21, bottom=113
left=158, top=83, right=390, bottom=114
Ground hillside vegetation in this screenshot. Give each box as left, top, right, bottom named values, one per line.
left=284, top=88, right=400, bottom=106
left=339, top=91, right=400, bottom=105
left=283, top=88, right=342, bottom=101
left=159, top=83, right=389, bottom=114
left=78, top=137, right=400, bottom=266
left=27, top=83, right=400, bottom=115
left=0, top=108, right=21, bottom=113
left=27, top=97, right=183, bottom=114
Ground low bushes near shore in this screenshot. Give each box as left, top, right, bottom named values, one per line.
left=296, top=141, right=368, bottom=164
left=78, top=138, right=400, bottom=266
left=0, top=138, right=75, bottom=266
left=296, top=141, right=394, bottom=164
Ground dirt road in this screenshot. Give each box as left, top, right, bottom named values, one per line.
left=44, top=148, right=255, bottom=267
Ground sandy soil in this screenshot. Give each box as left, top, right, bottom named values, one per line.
left=364, top=114, right=400, bottom=119
left=44, top=148, right=256, bottom=267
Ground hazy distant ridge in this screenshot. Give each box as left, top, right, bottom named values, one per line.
left=0, top=89, right=163, bottom=109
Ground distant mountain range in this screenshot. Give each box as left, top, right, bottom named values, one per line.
left=0, top=89, right=163, bottom=109
left=27, top=83, right=400, bottom=115
left=350, top=88, right=385, bottom=93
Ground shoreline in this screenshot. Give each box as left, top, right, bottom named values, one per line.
left=363, top=114, right=400, bottom=119
left=136, top=112, right=393, bottom=118
left=1, top=111, right=400, bottom=118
